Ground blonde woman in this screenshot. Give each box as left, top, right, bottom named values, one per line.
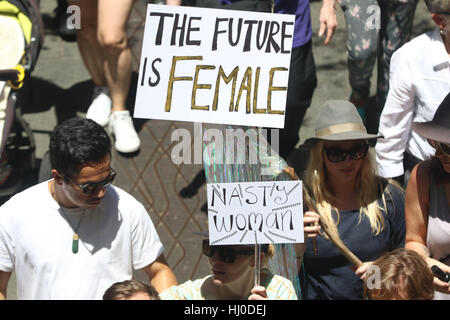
left=299, top=100, right=405, bottom=299
left=160, top=240, right=297, bottom=300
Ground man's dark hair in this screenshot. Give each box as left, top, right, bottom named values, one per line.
left=49, top=118, right=112, bottom=178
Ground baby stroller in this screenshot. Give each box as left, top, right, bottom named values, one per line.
left=0, top=0, right=44, bottom=197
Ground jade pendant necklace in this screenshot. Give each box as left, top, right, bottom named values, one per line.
left=59, top=207, right=86, bottom=254
left=51, top=180, right=86, bottom=254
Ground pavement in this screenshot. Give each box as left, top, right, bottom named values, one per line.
left=3, top=0, right=433, bottom=299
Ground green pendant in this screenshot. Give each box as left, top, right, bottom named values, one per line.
left=72, top=234, right=79, bottom=254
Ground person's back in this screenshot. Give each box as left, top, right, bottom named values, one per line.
left=377, top=29, right=446, bottom=164
left=376, top=1, right=450, bottom=184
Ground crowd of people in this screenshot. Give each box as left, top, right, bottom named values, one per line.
left=0, top=0, right=448, bottom=301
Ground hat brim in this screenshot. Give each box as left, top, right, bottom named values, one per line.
left=300, top=131, right=383, bottom=149
left=412, top=122, right=450, bottom=144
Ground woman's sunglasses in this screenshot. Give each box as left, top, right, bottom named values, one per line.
left=64, top=168, right=117, bottom=194
left=429, top=139, right=450, bottom=157
left=202, top=240, right=255, bottom=263
left=323, top=143, right=369, bottom=163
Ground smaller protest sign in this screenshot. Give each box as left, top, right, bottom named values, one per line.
left=206, top=181, right=304, bottom=245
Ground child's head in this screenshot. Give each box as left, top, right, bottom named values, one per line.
left=103, top=280, right=161, bottom=300
left=364, top=248, right=434, bottom=300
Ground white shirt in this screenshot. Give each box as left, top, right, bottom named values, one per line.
left=375, top=28, right=450, bottom=178
left=0, top=181, right=164, bottom=300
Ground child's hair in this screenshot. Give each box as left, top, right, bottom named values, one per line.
left=103, top=280, right=161, bottom=300
left=364, top=248, right=434, bottom=300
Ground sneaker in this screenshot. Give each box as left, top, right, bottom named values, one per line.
left=86, top=86, right=112, bottom=127
left=109, top=110, right=141, bottom=153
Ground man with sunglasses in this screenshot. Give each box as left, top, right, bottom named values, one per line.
left=0, top=118, right=177, bottom=299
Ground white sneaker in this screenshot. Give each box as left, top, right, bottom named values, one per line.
left=109, top=110, right=141, bottom=153
left=86, top=86, right=112, bottom=127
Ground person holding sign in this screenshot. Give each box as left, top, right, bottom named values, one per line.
left=298, top=100, right=405, bottom=300
left=69, top=0, right=141, bottom=153
left=160, top=240, right=297, bottom=300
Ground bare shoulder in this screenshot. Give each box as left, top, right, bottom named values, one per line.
left=412, top=160, right=431, bottom=190
left=407, top=160, right=431, bottom=208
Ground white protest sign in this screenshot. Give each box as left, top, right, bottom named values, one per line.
left=206, top=181, right=304, bottom=245
left=134, top=4, right=295, bottom=128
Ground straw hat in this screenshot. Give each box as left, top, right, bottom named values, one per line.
left=412, top=92, right=450, bottom=144
left=301, top=100, right=382, bottom=149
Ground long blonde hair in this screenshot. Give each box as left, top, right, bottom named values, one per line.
left=304, top=141, right=397, bottom=238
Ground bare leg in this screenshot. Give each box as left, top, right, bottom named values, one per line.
left=97, top=0, right=135, bottom=112
left=69, top=0, right=106, bottom=87
left=71, top=0, right=140, bottom=152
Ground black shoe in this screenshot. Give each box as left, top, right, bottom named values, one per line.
left=55, top=1, right=77, bottom=40
left=200, top=202, right=207, bottom=214
left=180, top=185, right=198, bottom=198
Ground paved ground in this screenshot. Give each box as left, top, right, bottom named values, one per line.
left=3, top=0, right=433, bottom=299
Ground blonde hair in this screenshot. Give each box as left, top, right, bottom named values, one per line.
left=262, top=243, right=275, bottom=266
left=364, top=248, right=434, bottom=300
left=305, top=141, right=399, bottom=238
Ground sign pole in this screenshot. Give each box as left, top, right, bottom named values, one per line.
left=254, top=243, right=261, bottom=287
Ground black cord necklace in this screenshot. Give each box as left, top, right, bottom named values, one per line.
left=51, top=180, right=86, bottom=254
left=59, top=206, right=86, bottom=254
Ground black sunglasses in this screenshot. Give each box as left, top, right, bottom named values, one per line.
left=64, top=168, right=116, bottom=194
left=429, top=139, right=450, bottom=157
left=202, top=240, right=255, bottom=263
left=323, top=143, right=369, bottom=162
